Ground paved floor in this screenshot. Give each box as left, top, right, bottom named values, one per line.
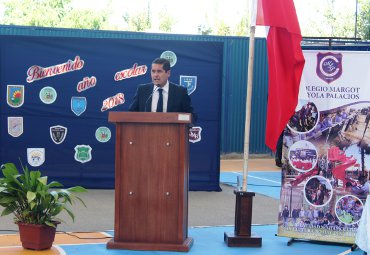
left=0, top=158, right=281, bottom=233
left=220, top=158, right=279, bottom=172
left=1, top=158, right=366, bottom=255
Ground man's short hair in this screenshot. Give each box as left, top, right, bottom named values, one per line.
left=152, top=58, right=171, bottom=72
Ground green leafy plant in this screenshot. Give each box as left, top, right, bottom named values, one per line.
left=0, top=162, right=86, bottom=228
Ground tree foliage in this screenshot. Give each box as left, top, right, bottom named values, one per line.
left=158, top=9, right=175, bottom=33
left=357, top=0, right=370, bottom=39
left=123, top=10, right=151, bottom=32
left=1, top=0, right=110, bottom=30
left=298, top=0, right=370, bottom=40
left=2, top=0, right=72, bottom=27
left=0, top=0, right=369, bottom=40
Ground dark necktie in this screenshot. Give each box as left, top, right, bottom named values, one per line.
left=156, top=88, right=163, bottom=112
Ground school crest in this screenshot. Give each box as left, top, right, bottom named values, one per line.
left=7, top=85, right=24, bottom=108
left=71, top=96, right=87, bottom=116
left=50, top=125, right=67, bottom=144
left=95, top=127, right=111, bottom=143
left=8, top=117, right=23, bottom=137
left=189, top=126, right=202, bottom=143
left=27, top=148, right=45, bottom=167
left=160, top=51, right=177, bottom=67
left=316, top=52, right=343, bottom=84
left=74, top=145, right=92, bottom=163
left=180, top=75, right=197, bottom=95
left=39, top=86, right=57, bottom=104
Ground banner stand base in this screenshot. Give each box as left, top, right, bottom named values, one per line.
left=286, top=237, right=357, bottom=250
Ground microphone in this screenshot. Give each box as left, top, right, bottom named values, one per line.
left=144, top=85, right=160, bottom=112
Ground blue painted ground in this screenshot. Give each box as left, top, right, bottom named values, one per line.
left=60, top=225, right=363, bottom=255
left=58, top=172, right=366, bottom=254
left=220, top=171, right=281, bottom=199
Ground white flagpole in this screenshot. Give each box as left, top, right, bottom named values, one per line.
left=242, top=0, right=257, bottom=191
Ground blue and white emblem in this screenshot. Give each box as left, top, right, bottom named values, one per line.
left=8, top=117, right=23, bottom=137
left=71, top=96, right=87, bottom=116
left=27, top=148, right=45, bottom=167
left=160, top=51, right=177, bottom=67
left=180, top=75, right=197, bottom=95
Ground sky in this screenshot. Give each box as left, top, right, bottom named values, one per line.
left=0, top=0, right=359, bottom=36
left=70, top=0, right=251, bottom=34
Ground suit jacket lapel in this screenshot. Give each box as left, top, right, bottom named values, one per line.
left=167, top=83, right=175, bottom=112
left=143, top=84, right=154, bottom=111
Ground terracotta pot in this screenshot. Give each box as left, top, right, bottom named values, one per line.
left=17, top=222, right=57, bottom=250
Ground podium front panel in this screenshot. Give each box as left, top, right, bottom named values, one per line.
left=114, top=121, right=189, bottom=245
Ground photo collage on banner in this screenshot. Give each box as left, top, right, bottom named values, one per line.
left=277, top=51, right=370, bottom=244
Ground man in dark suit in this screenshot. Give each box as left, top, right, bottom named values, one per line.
left=129, top=58, right=196, bottom=120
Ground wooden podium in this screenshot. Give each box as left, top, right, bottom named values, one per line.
left=107, top=112, right=193, bottom=252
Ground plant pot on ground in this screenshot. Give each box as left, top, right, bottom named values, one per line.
left=0, top=162, right=87, bottom=250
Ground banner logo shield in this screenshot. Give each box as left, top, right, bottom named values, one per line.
left=50, top=125, right=67, bottom=144
left=180, top=75, right=197, bottom=95
left=27, top=148, right=45, bottom=167
left=95, top=127, right=111, bottom=143
left=160, top=51, right=177, bottom=67
left=39, top=86, right=57, bottom=104
left=7, top=85, right=24, bottom=108
left=316, top=52, right=343, bottom=84
left=74, top=145, right=92, bottom=163
left=71, top=96, right=87, bottom=116
left=189, top=126, right=202, bottom=143
left=8, top=117, right=23, bottom=137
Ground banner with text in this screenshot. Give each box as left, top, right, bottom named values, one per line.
left=0, top=35, right=223, bottom=191
left=277, top=51, right=370, bottom=243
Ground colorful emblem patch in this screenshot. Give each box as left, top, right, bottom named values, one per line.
left=71, top=96, right=87, bottom=116
left=8, top=117, right=23, bottom=137
left=74, top=145, right=92, bottom=163
left=189, top=126, right=202, bottom=143
left=160, top=51, right=177, bottom=67
left=50, top=125, right=67, bottom=144
left=27, top=148, right=45, bottom=167
left=180, top=75, right=197, bottom=95
left=7, top=85, right=24, bottom=108
left=316, top=52, right=343, bottom=84
left=39, top=86, right=57, bottom=104
left=95, top=127, right=111, bottom=143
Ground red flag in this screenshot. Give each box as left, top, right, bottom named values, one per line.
left=256, top=0, right=305, bottom=151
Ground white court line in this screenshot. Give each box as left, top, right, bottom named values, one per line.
left=248, top=175, right=281, bottom=185
left=231, top=172, right=281, bottom=185
left=337, top=248, right=353, bottom=255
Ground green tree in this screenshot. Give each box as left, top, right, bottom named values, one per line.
left=197, top=24, right=212, bottom=35
left=215, top=21, right=231, bottom=36
left=300, top=0, right=356, bottom=38
left=158, top=9, right=175, bottom=33
left=60, top=9, right=110, bottom=30
left=123, top=10, right=151, bottom=32
left=234, top=15, right=249, bottom=36
left=1, top=0, right=110, bottom=30
left=357, top=0, right=370, bottom=39
left=2, top=0, right=72, bottom=27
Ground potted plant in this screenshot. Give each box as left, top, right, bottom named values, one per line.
left=0, top=161, right=87, bottom=250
